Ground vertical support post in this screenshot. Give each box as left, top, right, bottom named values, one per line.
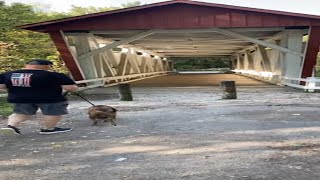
left=236, top=54, right=241, bottom=70
left=73, top=36, right=101, bottom=85
left=220, top=81, right=237, bottom=99
left=284, top=30, right=304, bottom=78
left=257, top=45, right=271, bottom=72
left=243, top=52, right=249, bottom=70
left=245, top=50, right=254, bottom=70
left=301, top=26, right=320, bottom=78
left=168, top=61, right=174, bottom=71
left=231, top=58, right=236, bottom=70
left=270, top=40, right=282, bottom=76
left=49, top=31, right=84, bottom=81
left=252, top=48, right=263, bottom=72
left=279, top=33, right=288, bottom=77
left=118, top=83, right=133, bottom=101
left=238, top=54, right=244, bottom=70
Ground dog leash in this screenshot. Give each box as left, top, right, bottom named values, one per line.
left=64, top=91, right=96, bottom=106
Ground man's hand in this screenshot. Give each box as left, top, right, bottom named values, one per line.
left=62, top=85, right=78, bottom=92
left=0, top=84, right=7, bottom=91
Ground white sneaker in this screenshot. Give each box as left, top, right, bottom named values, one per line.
left=0, top=125, right=21, bottom=136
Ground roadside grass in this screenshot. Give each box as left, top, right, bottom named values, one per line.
left=0, top=96, right=12, bottom=117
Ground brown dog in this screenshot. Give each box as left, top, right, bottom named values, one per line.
left=88, top=105, right=117, bottom=126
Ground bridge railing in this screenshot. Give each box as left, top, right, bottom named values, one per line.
left=281, top=76, right=320, bottom=92
left=75, top=71, right=170, bottom=90
left=233, top=69, right=320, bottom=92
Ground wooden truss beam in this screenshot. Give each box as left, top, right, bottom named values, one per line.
left=86, top=27, right=283, bottom=35
left=214, top=28, right=304, bottom=57
left=78, top=30, right=156, bottom=59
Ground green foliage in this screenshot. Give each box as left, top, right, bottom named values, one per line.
left=316, top=55, right=320, bottom=77
left=121, top=1, right=142, bottom=8
left=0, top=1, right=68, bottom=73
left=68, top=5, right=116, bottom=16
left=171, top=57, right=231, bottom=71
left=67, top=1, right=141, bottom=16
left=0, top=96, right=13, bottom=117
left=0, top=1, right=143, bottom=74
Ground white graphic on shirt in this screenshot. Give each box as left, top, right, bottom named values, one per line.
left=11, top=73, right=33, bottom=87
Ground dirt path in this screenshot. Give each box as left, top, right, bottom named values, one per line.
left=1, top=86, right=320, bottom=180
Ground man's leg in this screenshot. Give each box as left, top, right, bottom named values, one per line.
left=38, top=102, right=72, bottom=135
left=0, top=103, right=37, bottom=135
left=0, top=114, right=32, bottom=135
left=8, top=113, right=33, bottom=127
left=42, top=115, right=63, bottom=129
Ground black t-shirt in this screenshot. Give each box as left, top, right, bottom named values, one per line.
left=0, top=69, right=76, bottom=103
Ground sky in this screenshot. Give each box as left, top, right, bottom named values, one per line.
left=3, top=0, right=320, bottom=16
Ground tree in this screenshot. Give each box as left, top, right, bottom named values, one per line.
left=0, top=2, right=69, bottom=72
left=121, top=1, right=142, bottom=8
left=316, top=55, right=320, bottom=77
left=68, top=5, right=116, bottom=16
left=171, top=57, right=231, bottom=71
left=0, top=1, right=143, bottom=73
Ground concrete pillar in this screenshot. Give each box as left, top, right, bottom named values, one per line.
left=220, top=81, right=237, bottom=99
left=118, top=83, right=133, bottom=101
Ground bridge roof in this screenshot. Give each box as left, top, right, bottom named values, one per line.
left=18, top=0, right=320, bottom=57
left=19, top=0, right=320, bottom=32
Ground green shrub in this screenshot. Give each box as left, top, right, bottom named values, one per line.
left=0, top=96, right=13, bottom=117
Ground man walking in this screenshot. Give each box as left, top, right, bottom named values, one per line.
left=0, top=59, right=78, bottom=135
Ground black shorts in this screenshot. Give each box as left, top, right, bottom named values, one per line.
left=13, top=102, right=69, bottom=115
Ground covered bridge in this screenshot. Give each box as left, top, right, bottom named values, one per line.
left=18, top=0, right=320, bottom=89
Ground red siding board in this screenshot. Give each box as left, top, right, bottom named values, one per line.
left=261, top=14, right=280, bottom=27
left=168, top=13, right=181, bottom=29
left=310, top=20, right=320, bottom=26
left=283, top=17, right=296, bottom=27
left=18, top=0, right=320, bottom=32
left=181, top=6, right=200, bottom=28
left=294, top=18, right=310, bottom=26
left=198, top=14, right=213, bottom=28
left=195, top=6, right=214, bottom=28
left=215, top=12, right=231, bottom=27
left=31, top=4, right=320, bottom=31
left=301, top=26, right=320, bottom=78
left=151, top=9, right=168, bottom=28
left=278, top=16, right=291, bottom=26
left=247, top=14, right=263, bottom=27
left=231, top=12, right=247, bottom=27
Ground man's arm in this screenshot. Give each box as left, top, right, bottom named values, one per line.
left=52, top=72, right=79, bottom=92
left=0, top=74, right=6, bottom=91
left=62, top=85, right=78, bottom=92
left=0, top=84, right=7, bottom=91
